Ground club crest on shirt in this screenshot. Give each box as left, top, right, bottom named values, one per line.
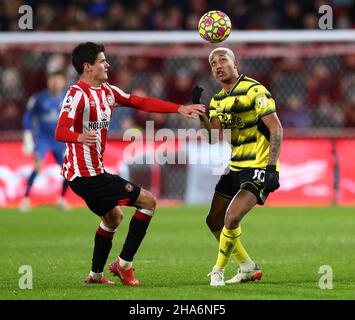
left=106, top=95, right=114, bottom=105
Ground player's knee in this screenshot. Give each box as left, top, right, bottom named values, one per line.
left=114, top=212, right=123, bottom=227
left=225, top=210, right=242, bottom=229
left=105, top=221, right=119, bottom=230
left=105, top=208, right=123, bottom=229
left=143, top=192, right=157, bottom=211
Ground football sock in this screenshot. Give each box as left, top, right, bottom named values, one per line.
left=61, top=179, right=69, bottom=197
left=119, top=209, right=154, bottom=262
left=92, top=222, right=116, bottom=273
left=239, top=257, right=256, bottom=272
left=118, top=257, right=133, bottom=270
left=89, top=270, right=102, bottom=281
left=25, top=170, right=38, bottom=197
left=212, top=227, right=250, bottom=264
left=215, top=226, right=241, bottom=269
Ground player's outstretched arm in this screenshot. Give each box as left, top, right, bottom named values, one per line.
left=177, top=104, right=206, bottom=119
left=127, top=95, right=205, bottom=118
left=108, top=84, right=205, bottom=118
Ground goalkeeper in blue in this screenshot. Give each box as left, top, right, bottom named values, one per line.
left=20, top=71, right=69, bottom=212
left=193, top=48, right=283, bottom=286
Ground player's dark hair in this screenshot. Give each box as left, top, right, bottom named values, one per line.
left=72, top=42, right=105, bottom=75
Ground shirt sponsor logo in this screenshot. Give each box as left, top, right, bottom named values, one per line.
left=88, top=121, right=110, bottom=130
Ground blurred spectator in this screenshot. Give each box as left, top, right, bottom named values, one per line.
left=0, top=102, right=22, bottom=130
left=279, top=95, right=311, bottom=128
left=343, top=103, right=355, bottom=127
left=341, top=54, right=355, bottom=105
left=311, top=94, right=344, bottom=128
left=1, top=1, right=355, bottom=132
left=0, top=68, right=24, bottom=103
left=35, top=3, right=56, bottom=30
left=282, top=1, right=303, bottom=29
left=167, top=68, right=194, bottom=105
left=306, top=63, right=340, bottom=108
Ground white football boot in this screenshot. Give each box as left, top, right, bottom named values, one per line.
left=208, top=266, right=225, bottom=286
left=19, top=197, right=31, bottom=212
left=225, top=265, right=262, bottom=284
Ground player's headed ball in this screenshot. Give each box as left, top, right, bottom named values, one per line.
left=198, top=10, right=231, bottom=43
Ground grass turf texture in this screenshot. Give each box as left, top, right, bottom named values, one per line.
left=0, top=205, right=354, bottom=300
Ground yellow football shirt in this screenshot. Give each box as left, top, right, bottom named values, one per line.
left=209, top=74, right=280, bottom=171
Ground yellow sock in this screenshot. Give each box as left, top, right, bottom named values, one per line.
left=213, top=228, right=249, bottom=263
left=232, top=226, right=250, bottom=263
left=215, top=226, right=241, bottom=269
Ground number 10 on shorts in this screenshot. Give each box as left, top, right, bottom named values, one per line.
left=252, top=169, right=265, bottom=182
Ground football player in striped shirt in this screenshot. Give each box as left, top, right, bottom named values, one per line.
left=55, top=42, right=205, bottom=285
left=196, top=47, right=283, bottom=286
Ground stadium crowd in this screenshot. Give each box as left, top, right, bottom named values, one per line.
left=1, top=0, right=355, bottom=31
left=1, top=47, right=354, bottom=132
left=0, top=0, right=355, bottom=132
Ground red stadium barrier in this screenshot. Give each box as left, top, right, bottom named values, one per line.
left=267, top=139, right=335, bottom=206
left=0, top=139, right=352, bottom=208
left=0, top=140, right=178, bottom=208
left=336, top=140, right=355, bottom=206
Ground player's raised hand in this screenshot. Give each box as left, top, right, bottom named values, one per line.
left=178, top=104, right=206, bottom=119
left=192, top=86, right=204, bottom=104
left=78, top=130, right=97, bottom=146
left=23, top=130, right=34, bottom=155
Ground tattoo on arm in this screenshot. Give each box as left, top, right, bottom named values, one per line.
left=269, top=128, right=282, bottom=165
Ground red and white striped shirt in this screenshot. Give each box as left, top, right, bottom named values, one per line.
left=56, top=80, right=180, bottom=181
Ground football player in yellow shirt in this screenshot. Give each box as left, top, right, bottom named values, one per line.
left=193, top=47, right=283, bottom=286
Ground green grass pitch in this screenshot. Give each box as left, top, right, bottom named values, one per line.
left=0, top=205, right=354, bottom=300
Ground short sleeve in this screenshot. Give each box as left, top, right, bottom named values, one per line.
left=209, top=98, right=218, bottom=118
left=59, top=89, right=83, bottom=119
left=247, top=84, right=276, bottom=117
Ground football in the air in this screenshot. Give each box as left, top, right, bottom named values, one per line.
left=198, top=10, right=232, bottom=43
